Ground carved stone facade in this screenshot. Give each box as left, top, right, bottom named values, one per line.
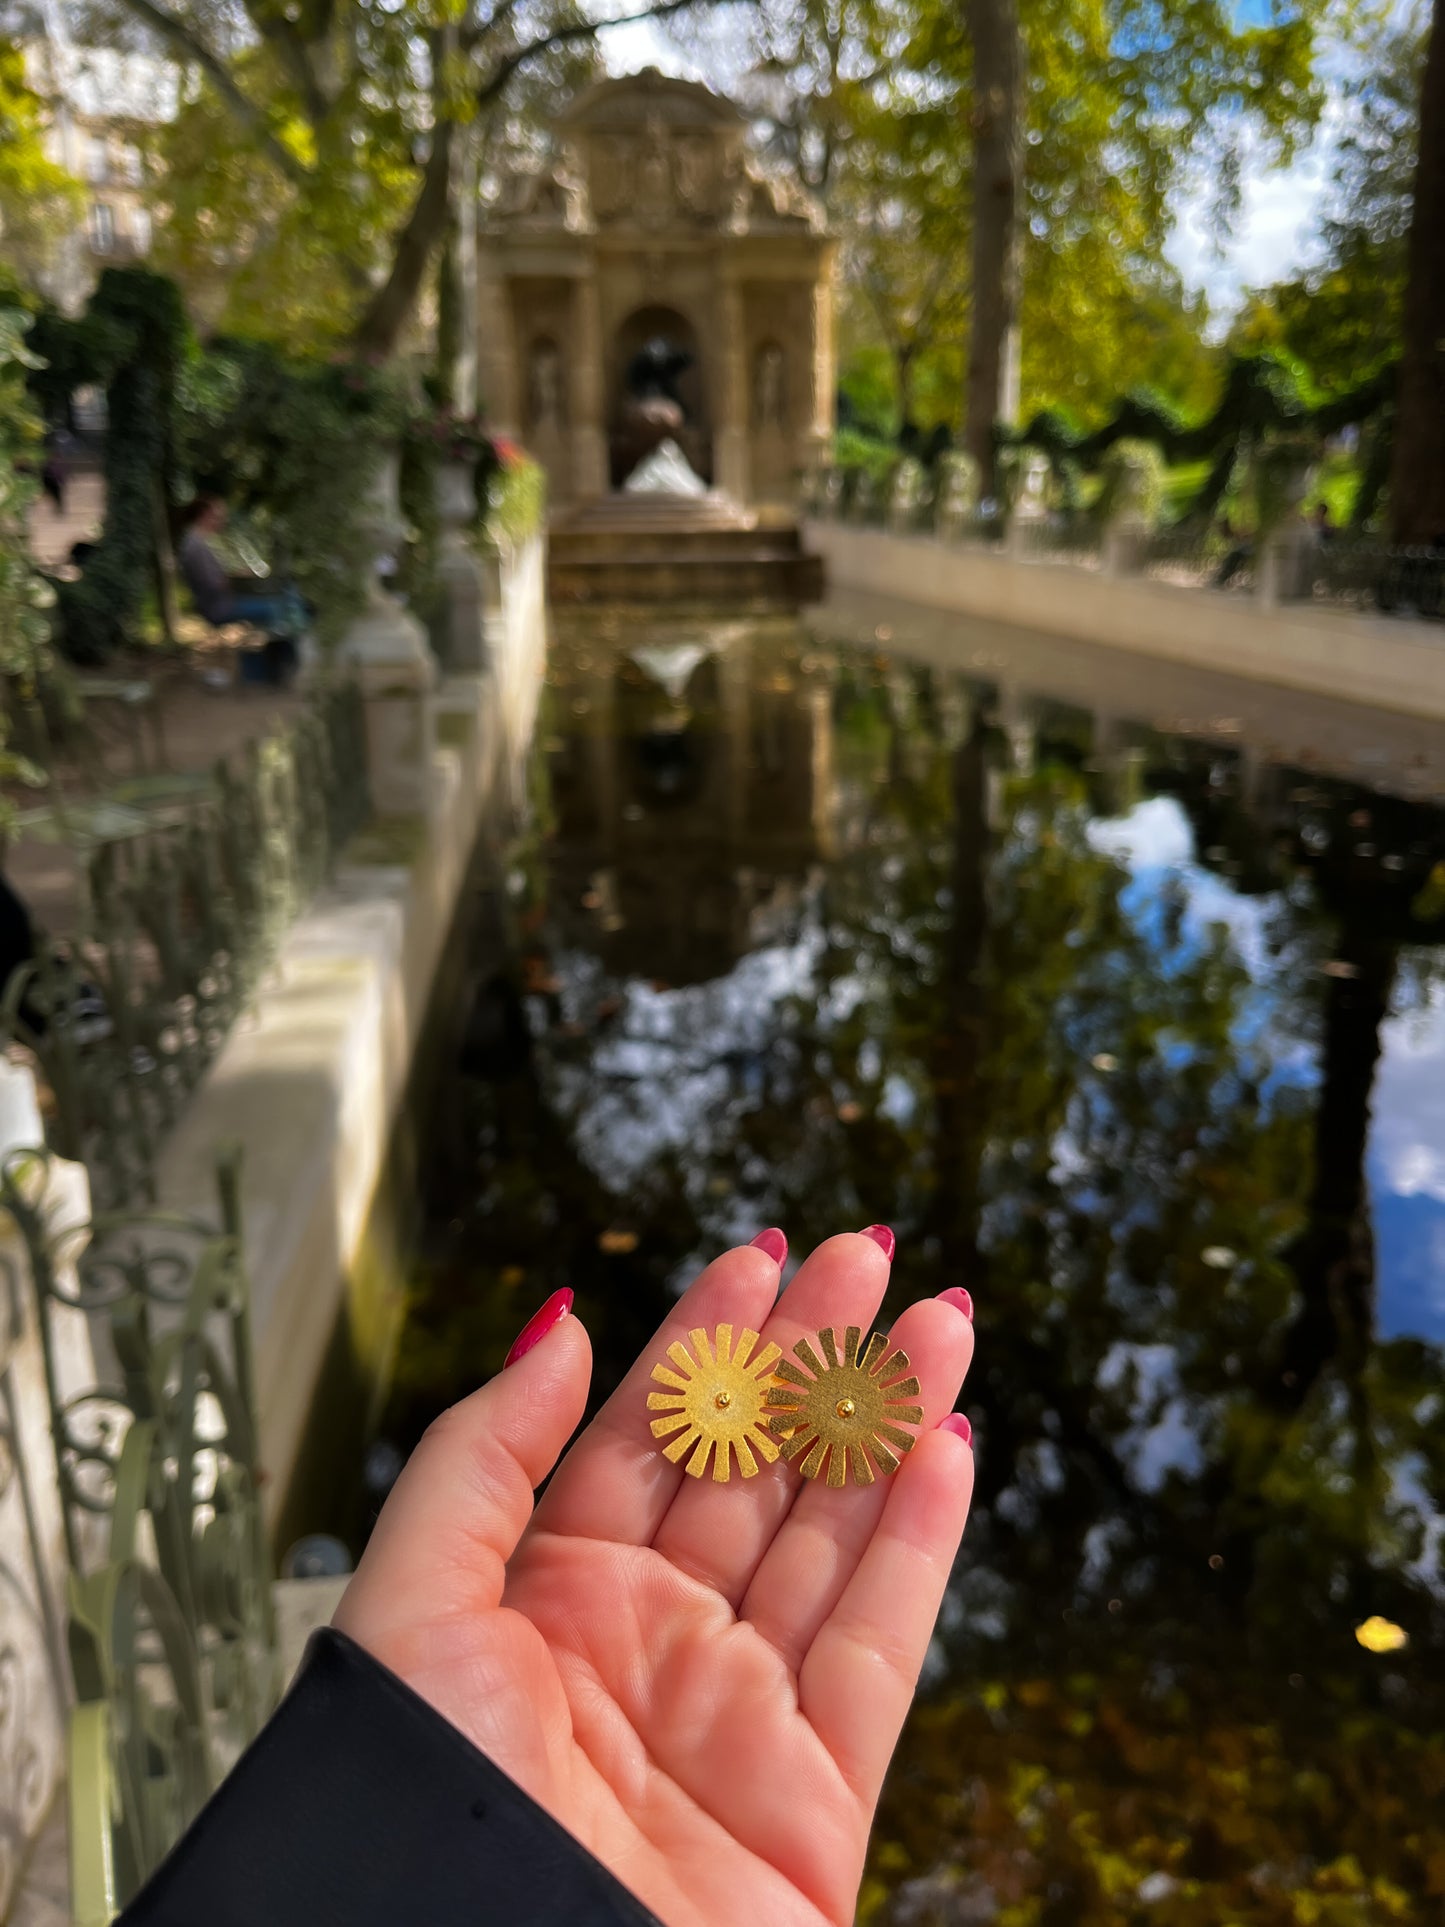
left=478, top=70, right=836, bottom=511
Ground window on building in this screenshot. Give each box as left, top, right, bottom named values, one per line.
left=130, top=207, right=152, bottom=254
left=119, top=144, right=143, bottom=185
left=89, top=202, right=115, bottom=252
left=86, top=137, right=109, bottom=184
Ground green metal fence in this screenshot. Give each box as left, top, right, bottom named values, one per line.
left=2, top=682, right=369, bottom=1208
left=0, top=1145, right=278, bottom=1924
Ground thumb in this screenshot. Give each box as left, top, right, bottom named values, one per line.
left=335, top=1294, right=591, bottom=1648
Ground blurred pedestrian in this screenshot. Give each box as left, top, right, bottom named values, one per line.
left=40, top=442, right=65, bottom=514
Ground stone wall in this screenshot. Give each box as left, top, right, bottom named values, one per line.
left=146, top=530, right=549, bottom=1527
left=804, top=521, right=1445, bottom=723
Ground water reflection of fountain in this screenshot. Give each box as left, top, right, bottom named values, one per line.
left=547, top=614, right=833, bottom=985
left=388, top=623, right=1445, bottom=1920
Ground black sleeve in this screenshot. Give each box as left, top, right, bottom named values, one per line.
left=120, top=1626, right=665, bottom=1926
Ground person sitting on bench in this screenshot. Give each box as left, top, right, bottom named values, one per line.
left=177, top=496, right=301, bottom=632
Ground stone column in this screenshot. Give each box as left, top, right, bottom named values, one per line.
left=1258, top=523, right=1317, bottom=606
left=476, top=255, right=520, bottom=437
left=997, top=683, right=1037, bottom=775
left=1006, top=452, right=1050, bottom=556
left=714, top=275, right=749, bottom=502
left=434, top=459, right=487, bottom=674
left=802, top=261, right=836, bottom=481
left=338, top=451, right=439, bottom=817
left=571, top=269, right=609, bottom=499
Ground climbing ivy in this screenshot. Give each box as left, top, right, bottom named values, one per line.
left=44, top=270, right=190, bottom=664
left=1007, top=351, right=1396, bottom=526
left=0, top=308, right=55, bottom=832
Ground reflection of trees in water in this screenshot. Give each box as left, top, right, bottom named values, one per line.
left=383, top=639, right=1445, bottom=1918
left=868, top=725, right=1445, bottom=1922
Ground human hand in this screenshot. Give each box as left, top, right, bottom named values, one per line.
left=333, top=1231, right=976, bottom=1927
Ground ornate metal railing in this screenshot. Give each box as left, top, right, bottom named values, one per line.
left=0, top=1144, right=278, bottom=1924
left=2, top=681, right=370, bottom=1208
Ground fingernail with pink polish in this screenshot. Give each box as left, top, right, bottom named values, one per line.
left=749, top=1227, right=788, bottom=1266
left=937, top=1286, right=974, bottom=1321
left=504, top=1288, right=573, bottom=1368
left=860, top=1224, right=896, bottom=1261
left=939, top=1412, right=973, bottom=1448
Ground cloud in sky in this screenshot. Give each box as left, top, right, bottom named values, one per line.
left=1166, top=102, right=1346, bottom=320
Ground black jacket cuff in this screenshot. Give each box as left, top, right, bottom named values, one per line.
left=120, top=1624, right=665, bottom=1925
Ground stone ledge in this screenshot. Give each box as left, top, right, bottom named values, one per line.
left=150, top=674, right=499, bottom=1523
left=804, top=520, right=1445, bottom=723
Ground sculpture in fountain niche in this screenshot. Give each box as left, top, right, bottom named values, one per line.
left=617, top=335, right=693, bottom=480
left=754, top=342, right=786, bottom=431
left=482, top=72, right=833, bottom=512
left=529, top=337, right=565, bottom=432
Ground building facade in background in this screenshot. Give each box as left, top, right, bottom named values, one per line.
left=479, top=70, right=837, bottom=511
left=20, top=7, right=173, bottom=311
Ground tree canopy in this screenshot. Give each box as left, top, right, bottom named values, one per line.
left=0, top=38, right=84, bottom=295
left=681, top=0, right=1336, bottom=445
left=1233, top=10, right=1426, bottom=395
left=80, top=0, right=710, bottom=354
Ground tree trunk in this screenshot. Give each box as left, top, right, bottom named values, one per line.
left=1389, top=0, right=1445, bottom=542
left=150, top=479, right=179, bottom=646
left=1276, top=918, right=1395, bottom=1407
left=452, top=129, right=479, bottom=418
left=352, top=118, right=456, bottom=359
left=963, top=0, right=1025, bottom=499
left=927, top=706, right=991, bottom=1297
left=896, top=343, right=918, bottom=439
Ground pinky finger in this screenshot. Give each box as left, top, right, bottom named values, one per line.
left=796, top=1417, right=974, bottom=1806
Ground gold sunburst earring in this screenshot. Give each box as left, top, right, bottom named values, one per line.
left=648, top=1326, right=786, bottom=1481
left=765, top=1327, right=923, bottom=1487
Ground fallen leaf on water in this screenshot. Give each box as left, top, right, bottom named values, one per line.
left=1320, top=960, right=1360, bottom=980
left=598, top=1229, right=639, bottom=1255
left=836, top=1100, right=863, bottom=1124
left=1355, top=1615, right=1407, bottom=1654
left=1201, top=1246, right=1237, bottom=1271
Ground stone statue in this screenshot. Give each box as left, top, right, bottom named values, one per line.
left=530, top=337, right=564, bottom=430
left=618, top=336, right=692, bottom=478
left=638, top=114, right=673, bottom=228
left=675, top=134, right=712, bottom=215
left=591, top=135, right=634, bottom=220
left=755, top=342, right=785, bottom=431
left=626, top=336, right=691, bottom=415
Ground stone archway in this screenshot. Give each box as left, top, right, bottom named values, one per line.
left=610, top=304, right=711, bottom=487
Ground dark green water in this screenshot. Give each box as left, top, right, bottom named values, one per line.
left=382, top=603, right=1445, bottom=1923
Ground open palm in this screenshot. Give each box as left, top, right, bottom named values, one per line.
left=334, top=1233, right=976, bottom=1927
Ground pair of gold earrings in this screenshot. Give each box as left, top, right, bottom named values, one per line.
left=648, top=1324, right=923, bottom=1488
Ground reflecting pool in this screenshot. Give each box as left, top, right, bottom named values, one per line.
left=384, top=599, right=1445, bottom=1921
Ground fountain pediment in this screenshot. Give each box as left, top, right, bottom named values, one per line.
left=478, top=67, right=835, bottom=519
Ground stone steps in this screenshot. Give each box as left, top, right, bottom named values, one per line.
left=548, top=551, right=825, bottom=605
left=548, top=496, right=823, bottom=603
